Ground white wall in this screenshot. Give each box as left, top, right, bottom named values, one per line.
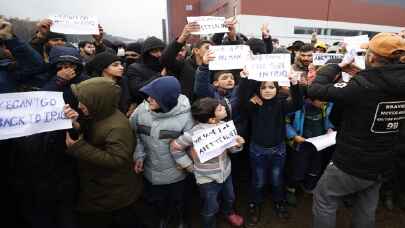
left=236, top=14, right=403, bottom=46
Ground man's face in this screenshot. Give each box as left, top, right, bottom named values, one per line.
left=213, top=73, right=235, bottom=90
left=47, top=38, right=65, bottom=47
left=149, top=48, right=163, bottom=58
left=103, top=61, right=124, bottom=78
left=314, top=47, right=326, bottom=53
left=82, top=43, right=95, bottom=56
left=125, top=50, right=141, bottom=62
left=299, top=51, right=313, bottom=66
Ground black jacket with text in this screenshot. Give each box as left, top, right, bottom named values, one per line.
left=308, top=63, right=405, bottom=181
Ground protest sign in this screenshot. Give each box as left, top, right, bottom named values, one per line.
left=192, top=121, right=238, bottom=163
left=0, top=91, right=72, bottom=140
left=343, top=35, right=369, bottom=52
left=304, top=131, right=337, bottom=151
left=50, top=15, right=99, bottom=35
left=313, top=53, right=343, bottom=66
left=245, top=54, right=291, bottom=82
left=186, top=16, right=228, bottom=35
left=209, top=45, right=251, bottom=70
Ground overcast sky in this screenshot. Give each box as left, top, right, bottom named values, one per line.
left=0, top=0, right=167, bottom=40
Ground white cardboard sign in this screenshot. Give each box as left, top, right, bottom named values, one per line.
left=313, top=53, right=343, bottom=66
left=50, top=15, right=99, bottom=35
left=192, top=121, right=238, bottom=163
left=245, top=54, right=291, bottom=82
left=343, top=35, right=369, bottom=52
left=186, top=16, right=228, bottom=35
left=0, top=91, right=72, bottom=140
left=208, top=45, right=251, bottom=70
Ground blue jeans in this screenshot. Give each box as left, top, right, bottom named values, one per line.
left=249, top=142, right=287, bottom=204
left=198, top=176, right=235, bottom=227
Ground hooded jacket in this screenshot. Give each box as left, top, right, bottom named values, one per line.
left=67, top=77, right=141, bottom=212
left=308, top=63, right=405, bottom=181
left=126, top=37, right=166, bottom=104
left=130, top=77, right=194, bottom=185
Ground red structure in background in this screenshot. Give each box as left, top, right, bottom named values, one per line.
left=167, top=0, right=405, bottom=41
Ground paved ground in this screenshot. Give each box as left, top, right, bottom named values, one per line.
left=139, top=174, right=405, bottom=228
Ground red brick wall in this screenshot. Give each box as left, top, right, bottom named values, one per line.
left=167, top=0, right=201, bottom=41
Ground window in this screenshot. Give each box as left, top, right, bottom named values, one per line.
left=294, top=26, right=322, bottom=35
left=330, top=29, right=360, bottom=36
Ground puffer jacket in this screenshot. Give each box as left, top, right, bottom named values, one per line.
left=170, top=122, right=242, bottom=185
left=130, top=94, right=194, bottom=185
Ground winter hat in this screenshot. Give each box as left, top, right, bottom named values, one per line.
left=360, top=32, right=405, bottom=59
left=126, top=42, right=143, bottom=53
left=142, top=36, right=166, bottom=55
left=139, top=76, right=181, bottom=112
left=246, top=38, right=266, bottom=54
left=86, top=52, right=121, bottom=76
left=46, top=32, right=66, bottom=42
left=287, top=40, right=305, bottom=51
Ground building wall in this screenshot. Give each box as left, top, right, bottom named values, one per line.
left=167, top=0, right=201, bottom=41
left=241, top=0, right=405, bottom=27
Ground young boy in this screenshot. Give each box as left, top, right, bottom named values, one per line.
left=193, top=50, right=239, bottom=122
left=130, top=76, right=194, bottom=228
left=170, top=97, right=245, bottom=228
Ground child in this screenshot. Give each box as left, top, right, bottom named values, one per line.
left=130, top=76, right=194, bottom=228
left=170, top=97, right=245, bottom=228
left=238, top=70, right=303, bottom=226
left=193, top=50, right=239, bottom=122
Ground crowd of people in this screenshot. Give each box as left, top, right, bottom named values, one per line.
left=1, top=15, right=405, bottom=228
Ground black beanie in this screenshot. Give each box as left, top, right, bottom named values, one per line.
left=142, top=36, right=166, bottom=55
left=246, top=38, right=266, bottom=55
left=46, top=32, right=67, bottom=42
left=126, top=42, right=143, bottom=53
left=86, top=52, right=120, bottom=76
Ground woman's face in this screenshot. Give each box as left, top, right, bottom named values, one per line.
left=260, top=81, right=277, bottom=100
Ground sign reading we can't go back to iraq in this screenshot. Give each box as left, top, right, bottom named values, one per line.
left=0, top=91, right=72, bottom=140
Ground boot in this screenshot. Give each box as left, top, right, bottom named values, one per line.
left=159, top=217, right=169, bottom=228
left=246, top=203, right=261, bottom=227
left=273, top=201, right=290, bottom=219
left=286, top=188, right=297, bottom=207
left=175, top=206, right=190, bottom=228
left=384, top=191, right=394, bottom=210
left=202, top=215, right=216, bottom=228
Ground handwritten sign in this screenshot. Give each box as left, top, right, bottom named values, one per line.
left=344, top=35, right=369, bottom=52
left=209, top=45, right=251, bottom=70
left=313, top=53, right=343, bottom=66
left=50, top=15, right=99, bottom=35
left=0, top=91, right=72, bottom=140
left=245, top=54, right=291, bottom=82
left=186, top=16, right=228, bottom=35
left=192, top=121, right=238, bottom=163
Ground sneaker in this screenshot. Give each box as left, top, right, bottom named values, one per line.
left=246, top=203, right=260, bottom=226
left=274, top=201, right=290, bottom=219
left=384, top=193, right=394, bottom=210
left=226, top=213, right=244, bottom=227
left=286, top=188, right=297, bottom=207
